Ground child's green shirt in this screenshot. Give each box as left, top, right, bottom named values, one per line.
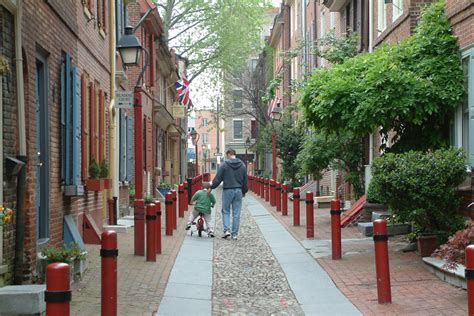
left=191, top=189, right=216, bottom=214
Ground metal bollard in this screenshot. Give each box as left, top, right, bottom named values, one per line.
left=134, top=199, right=145, bottom=256
left=265, top=179, right=270, bottom=202
left=373, top=219, right=392, bottom=304
left=260, top=177, right=264, bottom=198
left=154, top=201, right=162, bottom=254
left=101, top=230, right=118, bottom=316
left=178, top=184, right=185, bottom=218
left=183, top=182, right=189, bottom=212
left=45, top=262, right=71, bottom=316
left=306, top=192, right=314, bottom=238
left=251, top=176, right=255, bottom=193
left=276, top=182, right=282, bottom=212
left=146, top=203, right=156, bottom=262
left=171, top=189, right=177, bottom=230
left=270, top=179, right=276, bottom=207
left=165, top=192, right=173, bottom=236
left=293, top=188, right=300, bottom=226
left=466, top=245, right=474, bottom=315
left=331, top=199, right=342, bottom=260
left=282, top=184, right=288, bottom=216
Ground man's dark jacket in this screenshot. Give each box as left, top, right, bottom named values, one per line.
left=211, top=158, right=248, bottom=194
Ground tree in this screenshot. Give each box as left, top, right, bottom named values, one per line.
left=155, top=0, right=270, bottom=83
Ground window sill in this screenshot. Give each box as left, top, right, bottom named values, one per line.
left=63, top=185, right=85, bottom=197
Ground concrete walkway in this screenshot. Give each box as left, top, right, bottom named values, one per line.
left=247, top=195, right=361, bottom=315
left=156, top=208, right=215, bottom=316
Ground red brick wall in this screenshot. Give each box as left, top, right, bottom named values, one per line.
left=20, top=0, right=111, bottom=282
left=1, top=5, right=18, bottom=285
left=445, top=0, right=473, bottom=50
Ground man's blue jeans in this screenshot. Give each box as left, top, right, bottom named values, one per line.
left=222, top=188, right=243, bottom=236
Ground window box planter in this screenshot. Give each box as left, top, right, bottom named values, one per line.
left=85, top=178, right=111, bottom=191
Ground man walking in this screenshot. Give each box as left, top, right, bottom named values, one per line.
left=211, top=149, right=248, bottom=240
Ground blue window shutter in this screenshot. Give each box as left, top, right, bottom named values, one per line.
left=126, top=115, right=134, bottom=182
left=61, top=61, right=66, bottom=184
left=116, top=0, right=123, bottom=44
left=119, top=110, right=126, bottom=181
left=65, top=53, right=72, bottom=185
left=72, top=66, right=81, bottom=186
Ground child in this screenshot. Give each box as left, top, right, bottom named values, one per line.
left=186, top=182, right=216, bottom=237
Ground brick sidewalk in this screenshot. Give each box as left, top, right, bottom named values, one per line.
left=70, top=210, right=188, bottom=316
left=254, top=192, right=468, bottom=315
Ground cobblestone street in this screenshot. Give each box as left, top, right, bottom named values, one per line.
left=212, top=194, right=304, bottom=315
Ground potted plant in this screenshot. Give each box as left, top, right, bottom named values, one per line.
left=100, top=160, right=111, bottom=189
left=128, top=184, right=135, bottom=206
left=86, top=159, right=103, bottom=191
left=157, top=182, right=172, bottom=196
left=40, top=242, right=87, bottom=282
left=368, top=148, right=467, bottom=257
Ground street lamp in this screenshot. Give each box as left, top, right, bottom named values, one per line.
left=190, top=128, right=200, bottom=176
left=271, top=102, right=282, bottom=180
left=117, top=23, right=150, bottom=257
left=244, top=136, right=251, bottom=171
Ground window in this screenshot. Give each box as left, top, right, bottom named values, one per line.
left=377, top=0, right=387, bottom=34
left=97, top=0, right=107, bottom=34
left=233, top=120, right=243, bottom=140
left=251, top=120, right=257, bottom=139
left=202, top=133, right=208, bottom=144
left=116, top=0, right=125, bottom=43
left=320, top=11, right=326, bottom=38
left=119, top=109, right=134, bottom=182
left=330, top=12, right=336, bottom=30
left=392, top=0, right=403, bottom=22
left=203, top=118, right=208, bottom=127
left=452, top=50, right=474, bottom=166
left=233, top=90, right=243, bottom=109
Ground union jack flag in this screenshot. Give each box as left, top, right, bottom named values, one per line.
left=175, top=77, right=191, bottom=108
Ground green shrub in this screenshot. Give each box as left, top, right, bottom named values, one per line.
left=42, top=242, right=86, bottom=263
left=367, top=148, right=467, bottom=241
left=99, top=160, right=109, bottom=178
left=88, top=159, right=100, bottom=178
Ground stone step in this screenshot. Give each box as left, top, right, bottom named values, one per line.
left=358, top=222, right=412, bottom=237
left=103, top=224, right=132, bottom=234
left=0, top=285, right=45, bottom=315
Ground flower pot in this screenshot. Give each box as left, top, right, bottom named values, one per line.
left=417, top=234, right=438, bottom=257
left=85, top=178, right=103, bottom=191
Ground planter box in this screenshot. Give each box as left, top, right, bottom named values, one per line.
left=423, top=257, right=466, bottom=289
left=85, top=178, right=111, bottom=191
left=73, top=256, right=88, bottom=282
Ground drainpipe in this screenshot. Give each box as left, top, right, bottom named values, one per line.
left=13, top=0, right=27, bottom=285
left=109, top=0, right=119, bottom=220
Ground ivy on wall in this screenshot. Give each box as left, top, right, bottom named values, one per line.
left=300, top=0, right=464, bottom=153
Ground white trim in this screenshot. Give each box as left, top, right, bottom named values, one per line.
left=377, top=0, right=387, bottom=34
left=392, top=0, right=403, bottom=22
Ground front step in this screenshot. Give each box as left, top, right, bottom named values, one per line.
left=0, top=285, right=45, bottom=315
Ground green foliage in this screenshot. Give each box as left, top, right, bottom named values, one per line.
left=313, top=30, right=360, bottom=64
left=128, top=184, right=135, bottom=197
left=99, top=160, right=109, bottom=178
left=157, top=0, right=270, bottom=81
left=367, top=148, right=467, bottom=240
left=157, top=182, right=172, bottom=189
left=42, top=242, right=86, bottom=263
left=275, top=107, right=306, bottom=186
left=0, top=55, right=10, bottom=76
left=295, top=130, right=365, bottom=198
left=88, top=159, right=100, bottom=178
left=300, top=0, right=463, bottom=152
left=144, top=195, right=154, bottom=204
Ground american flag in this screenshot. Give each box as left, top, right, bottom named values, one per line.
left=175, top=77, right=190, bottom=108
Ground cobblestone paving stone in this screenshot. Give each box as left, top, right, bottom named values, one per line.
left=212, top=199, right=304, bottom=315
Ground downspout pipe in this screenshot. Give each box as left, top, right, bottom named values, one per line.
left=13, top=0, right=28, bottom=285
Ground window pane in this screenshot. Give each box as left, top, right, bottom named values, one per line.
left=233, top=90, right=243, bottom=109
left=462, top=57, right=470, bottom=153
left=234, top=120, right=243, bottom=139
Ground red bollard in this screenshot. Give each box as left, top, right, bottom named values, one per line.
left=146, top=203, right=156, bottom=262
left=259, top=178, right=264, bottom=198
left=331, top=199, right=342, bottom=260
left=171, top=189, right=177, bottom=229
left=154, top=201, right=162, bottom=254
left=184, top=181, right=189, bottom=211
left=373, top=219, right=392, bottom=304
left=250, top=176, right=254, bottom=193
left=101, top=230, right=118, bottom=316
left=134, top=199, right=145, bottom=256
left=276, top=182, right=282, bottom=212
left=178, top=184, right=185, bottom=218
left=306, top=192, right=314, bottom=238
left=293, top=188, right=300, bottom=226
left=270, top=179, right=276, bottom=206
left=282, top=184, right=288, bottom=216
left=265, top=179, right=270, bottom=202
left=45, top=262, right=71, bottom=316
left=466, top=245, right=474, bottom=315
left=165, top=192, right=173, bottom=236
